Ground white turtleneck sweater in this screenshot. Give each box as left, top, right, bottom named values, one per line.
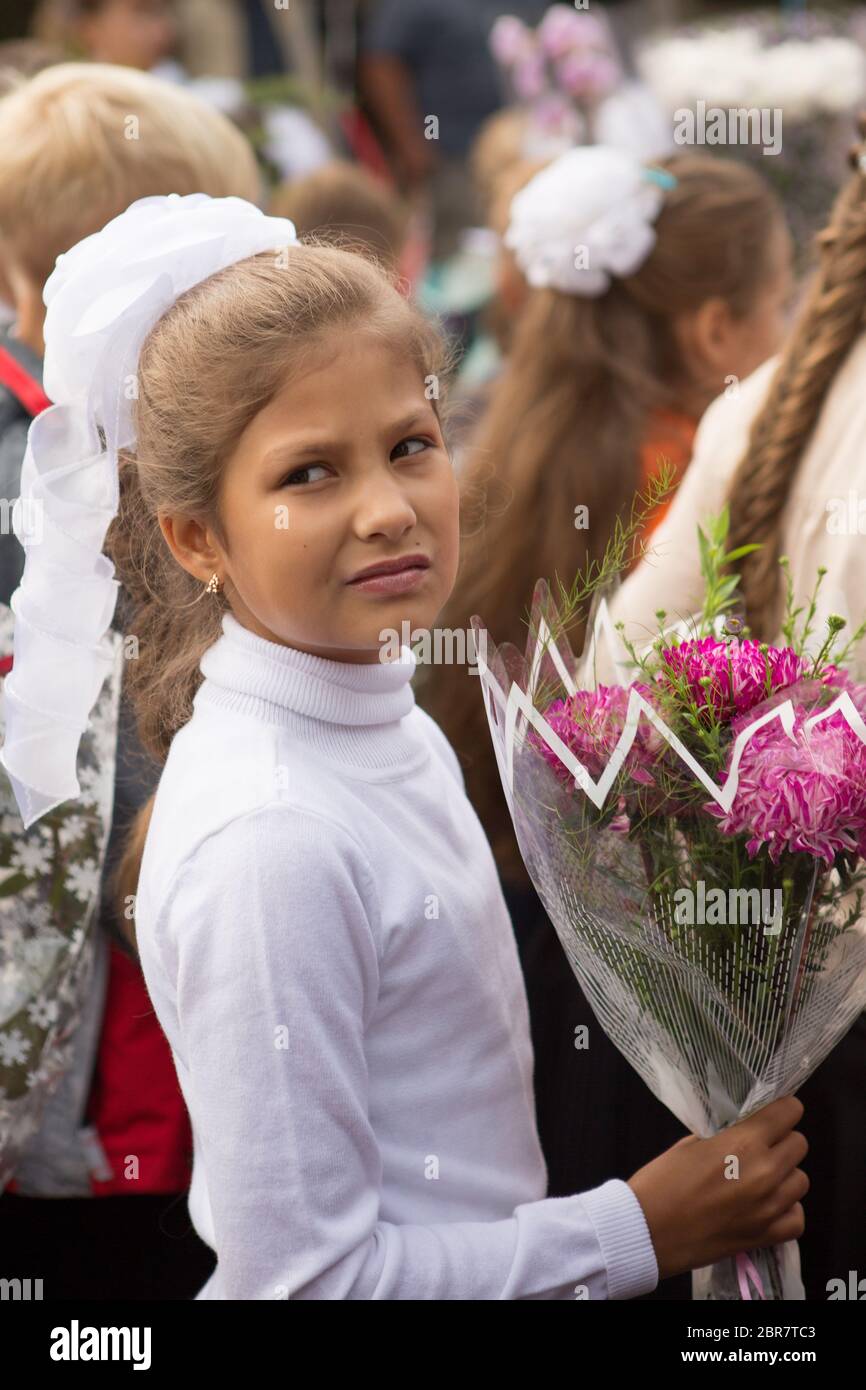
left=134, top=612, right=659, bottom=1300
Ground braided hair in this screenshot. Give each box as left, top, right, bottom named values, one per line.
left=727, top=114, right=866, bottom=638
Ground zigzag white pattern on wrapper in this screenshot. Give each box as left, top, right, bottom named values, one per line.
left=475, top=603, right=866, bottom=812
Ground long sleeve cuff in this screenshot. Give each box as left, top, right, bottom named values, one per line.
left=581, top=1178, right=659, bottom=1300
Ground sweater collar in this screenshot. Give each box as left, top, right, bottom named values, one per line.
left=193, top=613, right=429, bottom=778
left=200, top=612, right=418, bottom=726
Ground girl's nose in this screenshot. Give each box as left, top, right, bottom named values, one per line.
left=353, top=477, right=418, bottom=541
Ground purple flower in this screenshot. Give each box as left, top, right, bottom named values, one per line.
left=530, top=683, right=662, bottom=788
left=512, top=50, right=547, bottom=100
left=538, top=5, right=608, bottom=59
left=490, top=15, right=534, bottom=67
left=555, top=52, right=621, bottom=100
left=707, top=707, right=866, bottom=865
left=658, top=637, right=809, bottom=722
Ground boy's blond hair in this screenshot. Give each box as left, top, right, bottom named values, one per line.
left=0, top=62, right=262, bottom=287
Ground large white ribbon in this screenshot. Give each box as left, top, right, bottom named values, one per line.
left=0, top=194, right=298, bottom=828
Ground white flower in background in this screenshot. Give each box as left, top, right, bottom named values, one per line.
left=261, top=108, right=333, bottom=181
left=58, top=814, right=89, bottom=849
left=66, top=859, right=100, bottom=904
left=10, top=839, right=52, bottom=877
left=27, top=994, right=59, bottom=1029
left=639, top=27, right=866, bottom=121
left=68, top=926, right=86, bottom=954
left=27, top=901, right=53, bottom=932
left=76, top=764, right=106, bottom=804
left=0, top=1029, right=31, bottom=1066
left=25, top=1058, right=55, bottom=1090
left=595, top=81, right=675, bottom=160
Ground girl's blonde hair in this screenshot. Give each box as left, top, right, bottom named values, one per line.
left=0, top=62, right=261, bottom=286
left=106, top=244, right=451, bottom=943
left=423, top=153, right=786, bottom=884
left=727, top=128, right=866, bottom=638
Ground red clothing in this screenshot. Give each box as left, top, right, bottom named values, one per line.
left=637, top=406, right=698, bottom=549
left=84, top=943, right=192, bottom=1194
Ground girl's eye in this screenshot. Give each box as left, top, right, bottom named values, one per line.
left=391, top=436, right=430, bottom=461
left=280, top=463, right=330, bottom=487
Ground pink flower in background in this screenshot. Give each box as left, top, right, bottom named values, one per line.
left=531, top=683, right=663, bottom=788
left=556, top=52, right=622, bottom=100
left=512, top=50, right=547, bottom=100
left=708, top=707, right=866, bottom=864
left=537, top=4, right=588, bottom=59
left=538, top=5, right=609, bottom=60
left=489, top=15, right=534, bottom=67
left=658, top=637, right=809, bottom=722
left=532, top=92, right=576, bottom=134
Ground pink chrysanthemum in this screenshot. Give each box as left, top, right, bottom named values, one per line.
left=530, top=683, right=662, bottom=788
left=707, top=707, right=866, bottom=865
left=658, top=637, right=811, bottom=721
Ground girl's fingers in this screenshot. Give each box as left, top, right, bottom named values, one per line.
left=768, top=1128, right=809, bottom=1175
left=748, top=1095, right=804, bottom=1145
left=767, top=1167, right=810, bottom=1216
left=760, top=1200, right=806, bottom=1247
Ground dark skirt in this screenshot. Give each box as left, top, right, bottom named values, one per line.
left=0, top=1191, right=215, bottom=1300
left=505, top=880, right=866, bottom=1302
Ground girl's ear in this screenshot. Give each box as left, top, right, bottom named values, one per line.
left=672, top=297, right=733, bottom=380
left=157, top=512, right=223, bottom=587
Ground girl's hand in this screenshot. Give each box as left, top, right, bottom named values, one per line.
left=626, top=1096, right=809, bottom=1279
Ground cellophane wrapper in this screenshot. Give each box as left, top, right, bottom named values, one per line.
left=475, top=590, right=866, bottom=1300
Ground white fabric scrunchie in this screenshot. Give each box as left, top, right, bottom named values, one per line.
left=0, top=193, right=298, bottom=829
left=504, top=145, right=673, bottom=296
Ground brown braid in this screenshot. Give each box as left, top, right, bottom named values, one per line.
left=728, top=116, right=866, bottom=639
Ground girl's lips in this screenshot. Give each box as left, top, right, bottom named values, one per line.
left=347, top=564, right=431, bottom=595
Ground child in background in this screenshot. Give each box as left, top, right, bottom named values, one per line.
left=609, top=119, right=866, bottom=1300
left=31, top=0, right=176, bottom=70
left=0, top=60, right=260, bottom=1299
left=2, top=191, right=810, bottom=1299
left=270, top=161, right=410, bottom=278
left=422, top=146, right=793, bottom=1295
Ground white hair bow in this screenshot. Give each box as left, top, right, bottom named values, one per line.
left=504, top=145, right=675, bottom=296
left=0, top=194, right=298, bottom=828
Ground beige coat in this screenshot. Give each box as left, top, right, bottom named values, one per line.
left=609, top=331, right=866, bottom=674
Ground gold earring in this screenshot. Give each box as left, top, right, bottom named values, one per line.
left=204, top=572, right=221, bottom=595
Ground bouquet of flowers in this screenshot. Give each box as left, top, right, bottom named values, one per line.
left=490, top=5, right=671, bottom=162
left=475, top=507, right=866, bottom=1299
left=0, top=603, right=122, bottom=1189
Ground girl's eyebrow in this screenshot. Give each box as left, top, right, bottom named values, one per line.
left=260, top=409, right=437, bottom=468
